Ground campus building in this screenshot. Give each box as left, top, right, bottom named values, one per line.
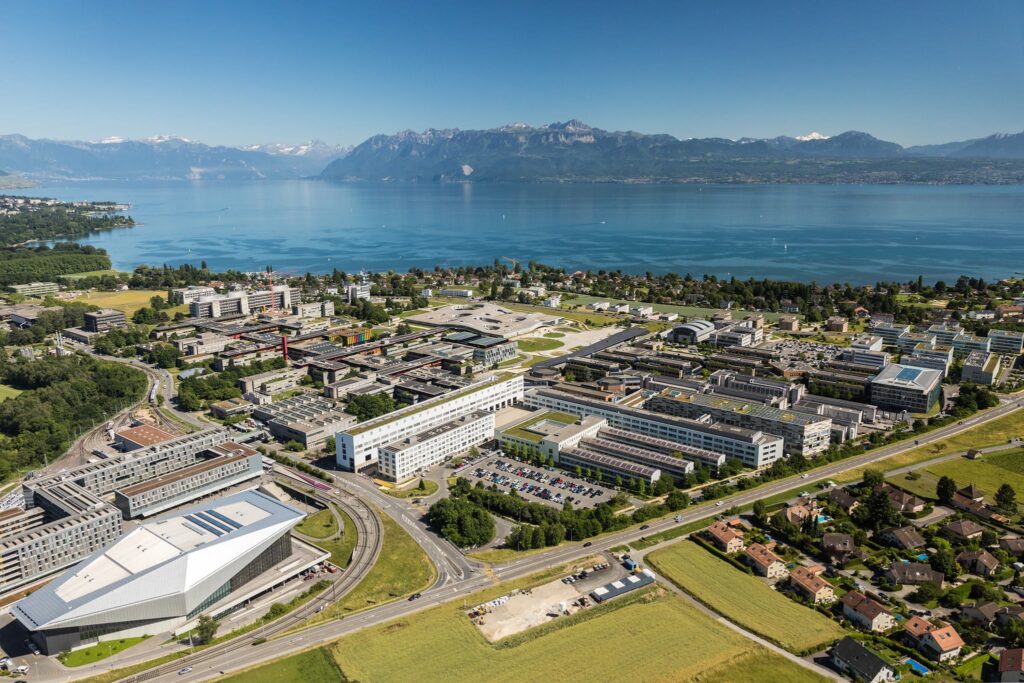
left=524, top=386, right=782, bottom=468
left=645, top=390, right=832, bottom=457
left=252, top=394, right=356, bottom=449
left=12, top=490, right=314, bottom=654
left=189, top=286, right=299, bottom=319
left=378, top=410, right=495, bottom=482
left=988, top=329, right=1024, bottom=354
left=83, top=309, right=127, bottom=333
left=869, top=364, right=943, bottom=414
left=961, top=351, right=1001, bottom=386
left=336, top=373, right=524, bottom=471
left=171, top=286, right=216, bottom=305
left=8, top=282, right=59, bottom=297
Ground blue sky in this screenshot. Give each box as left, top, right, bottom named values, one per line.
left=2, top=0, right=1022, bottom=147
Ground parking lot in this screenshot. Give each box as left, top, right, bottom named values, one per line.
left=464, top=458, right=614, bottom=509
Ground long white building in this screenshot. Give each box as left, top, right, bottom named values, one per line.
left=524, top=387, right=783, bottom=468
left=336, top=373, right=523, bottom=471
left=379, top=410, right=495, bottom=482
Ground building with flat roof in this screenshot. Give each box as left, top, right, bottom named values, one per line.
left=336, top=373, right=524, bottom=471
left=252, top=394, right=355, bottom=449
left=903, top=344, right=954, bottom=376
left=962, top=351, right=1001, bottom=386
left=83, top=309, right=127, bottom=333
left=988, top=329, right=1024, bottom=355
left=189, top=286, right=299, bottom=319
left=171, top=285, right=216, bottom=305
left=8, top=281, right=58, bottom=297
left=114, top=424, right=176, bottom=452
left=114, top=443, right=262, bottom=518
left=379, top=411, right=495, bottom=482
left=12, top=490, right=310, bottom=654
left=869, top=364, right=943, bottom=414
left=645, top=390, right=832, bottom=457
left=524, top=386, right=782, bottom=468
left=870, top=322, right=911, bottom=345
left=953, top=333, right=991, bottom=356
left=406, top=302, right=560, bottom=338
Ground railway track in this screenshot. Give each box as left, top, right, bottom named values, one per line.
left=123, top=469, right=383, bottom=682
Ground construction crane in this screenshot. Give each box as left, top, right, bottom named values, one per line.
left=501, top=256, right=519, bottom=271
left=265, top=264, right=275, bottom=313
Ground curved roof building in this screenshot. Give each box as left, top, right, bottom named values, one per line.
left=13, top=489, right=305, bottom=654
left=669, top=320, right=715, bottom=344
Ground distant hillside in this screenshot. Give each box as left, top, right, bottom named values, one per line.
left=0, top=170, right=33, bottom=189
left=0, top=135, right=347, bottom=181
left=321, top=121, right=1024, bottom=184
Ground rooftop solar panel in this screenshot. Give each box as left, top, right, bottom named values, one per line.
left=185, top=515, right=224, bottom=536
left=194, top=511, right=233, bottom=533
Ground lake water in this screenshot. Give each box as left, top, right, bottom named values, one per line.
left=16, top=180, right=1024, bottom=284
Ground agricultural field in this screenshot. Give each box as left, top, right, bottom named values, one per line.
left=238, top=584, right=826, bottom=683
left=647, top=540, right=846, bottom=653
left=836, top=407, right=1024, bottom=484
left=889, top=449, right=1024, bottom=502
left=68, top=289, right=188, bottom=317
left=223, top=646, right=344, bottom=683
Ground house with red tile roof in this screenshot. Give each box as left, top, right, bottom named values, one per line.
left=789, top=566, right=835, bottom=604
left=841, top=591, right=895, bottom=633
left=704, top=520, right=745, bottom=554
left=744, top=542, right=787, bottom=580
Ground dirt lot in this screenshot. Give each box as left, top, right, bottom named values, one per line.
left=466, top=457, right=614, bottom=509
left=471, top=560, right=625, bottom=641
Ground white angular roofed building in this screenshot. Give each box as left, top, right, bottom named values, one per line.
left=13, top=490, right=315, bottom=654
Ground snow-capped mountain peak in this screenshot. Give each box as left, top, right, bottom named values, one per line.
left=795, top=132, right=830, bottom=141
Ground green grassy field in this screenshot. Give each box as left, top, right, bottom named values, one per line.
left=240, top=584, right=825, bottom=683
left=69, top=289, right=188, bottom=316
left=647, top=540, right=846, bottom=653
left=58, top=636, right=149, bottom=667
left=61, top=269, right=130, bottom=280
left=305, top=512, right=435, bottom=625
left=543, top=331, right=565, bottom=338
left=311, top=506, right=358, bottom=568
left=0, top=383, right=23, bottom=402
left=836, top=407, right=1024, bottom=484
left=556, top=292, right=797, bottom=322
left=517, top=337, right=564, bottom=352
left=381, top=478, right=439, bottom=498
left=223, top=647, right=344, bottom=683
left=889, top=448, right=1024, bottom=502
left=294, top=508, right=338, bottom=540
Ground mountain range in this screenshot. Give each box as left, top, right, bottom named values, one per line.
left=3, top=123, right=1024, bottom=184
left=0, top=134, right=348, bottom=181
left=320, top=121, right=1024, bottom=184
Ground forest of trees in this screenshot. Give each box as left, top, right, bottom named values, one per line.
left=0, top=244, right=110, bottom=286
left=176, top=357, right=286, bottom=411
left=0, top=200, right=134, bottom=246
left=0, top=354, right=147, bottom=479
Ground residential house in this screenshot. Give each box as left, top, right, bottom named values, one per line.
left=920, top=624, right=964, bottom=662
left=789, top=566, right=835, bottom=604
left=841, top=591, right=896, bottom=632
left=831, top=637, right=896, bottom=683
left=961, top=601, right=1000, bottom=627
left=999, top=648, right=1024, bottom=682
left=942, top=519, right=985, bottom=543
left=829, top=487, right=860, bottom=514
left=957, top=484, right=985, bottom=503
left=885, top=562, right=943, bottom=587
left=957, top=549, right=999, bottom=577
left=1001, top=537, right=1024, bottom=557
left=745, top=543, right=787, bottom=580
left=822, top=533, right=856, bottom=564
left=879, top=525, right=926, bottom=550
left=997, top=605, right=1024, bottom=628
left=880, top=484, right=926, bottom=514
left=782, top=500, right=821, bottom=526
left=705, top=520, right=745, bottom=554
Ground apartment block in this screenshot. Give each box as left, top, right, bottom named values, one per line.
left=379, top=410, right=495, bottom=482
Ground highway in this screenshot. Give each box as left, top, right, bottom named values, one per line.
left=132, top=396, right=1024, bottom=682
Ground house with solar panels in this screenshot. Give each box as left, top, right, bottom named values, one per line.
left=869, top=364, right=943, bottom=414
left=12, top=490, right=318, bottom=654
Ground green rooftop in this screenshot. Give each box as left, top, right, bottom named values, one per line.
left=501, top=410, right=580, bottom=443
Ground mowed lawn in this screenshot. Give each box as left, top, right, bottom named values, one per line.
left=69, top=289, right=188, bottom=316
left=836, top=407, right=1024, bottom=484
left=517, top=337, right=564, bottom=352
left=647, top=541, right=846, bottom=653
left=0, top=383, right=23, bottom=402
left=890, top=449, right=1024, bottom=502
left=239, top=586, right=826, bottom=683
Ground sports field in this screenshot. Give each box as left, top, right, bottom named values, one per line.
left=889, top=448, right=1024, bottom=502
left=647, top=540, right=846, bottom=653
left=69, top=289, right=188, bottom=316
left=230, top=586, right=826, bottom=683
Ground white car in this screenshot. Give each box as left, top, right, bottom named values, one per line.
left=715, top=501, right=724, bottom=507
